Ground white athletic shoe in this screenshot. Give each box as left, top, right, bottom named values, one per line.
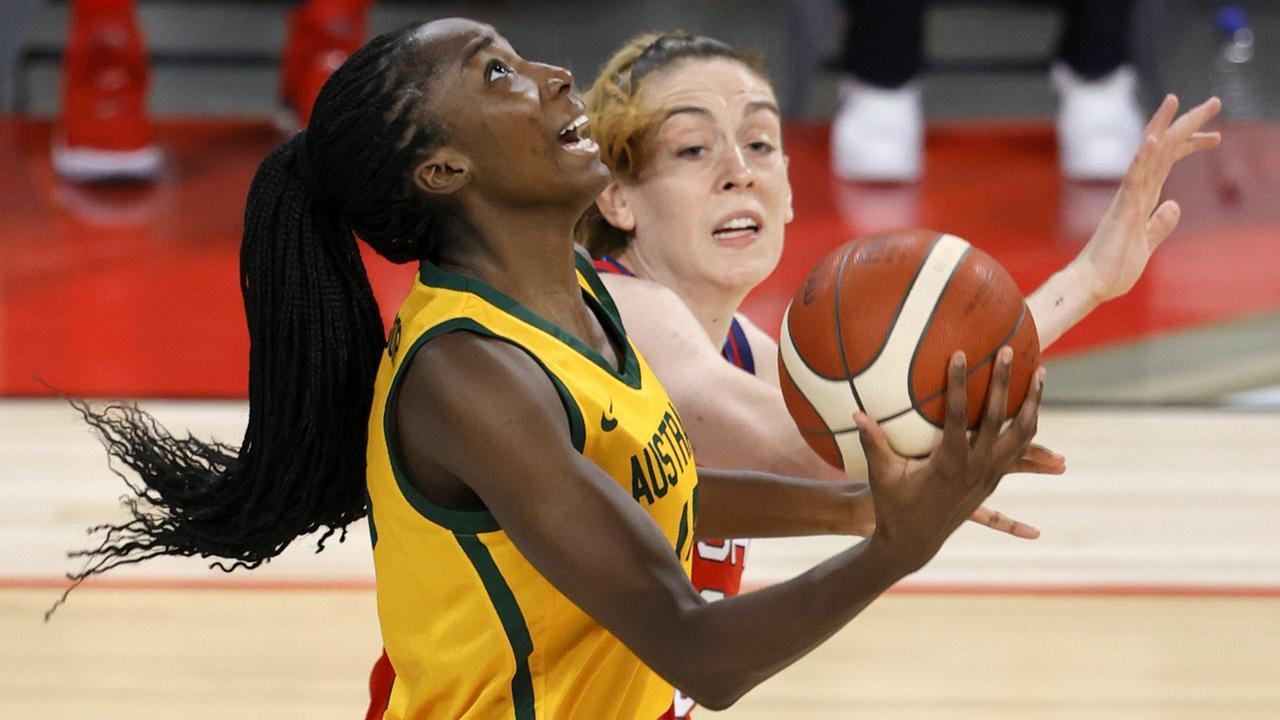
left=1052, top=63, right=1144, bottom=181
left=830, top=77, right=924, bottom=182
left=51, top=142, right=163, bottom=183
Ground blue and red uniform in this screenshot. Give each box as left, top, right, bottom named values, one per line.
left=595, top=255, right=753, bottom=720
left=592, top=255, right=755, bottom=374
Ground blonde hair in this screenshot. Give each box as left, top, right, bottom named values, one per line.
left=575, top=32, right=768, bottom=257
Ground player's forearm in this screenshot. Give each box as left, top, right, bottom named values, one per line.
left=661, top=537, right=905, bottom=709
left=681, top=389, right=849, bottom=482
left=694, top=468, right=870, bottom=539
left=1026, top=260, right=1104, bottom=350
left=769, top=421, right=856, bottom=481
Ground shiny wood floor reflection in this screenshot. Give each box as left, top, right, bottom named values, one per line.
left=3, top=118, right=1279, bottom=399
left=4, top=400, right=1279, bottom=719
left=6, top=588, right=1278, bottom=719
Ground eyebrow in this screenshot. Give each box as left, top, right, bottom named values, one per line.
left=744, top=100, right=782, bottom=118
left=661, top=105, right=713, bottom=123
left=661, top=100, right=782, bottom=124
left=460, top=35, right=495, bottom=68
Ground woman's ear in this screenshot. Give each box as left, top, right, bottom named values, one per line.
left=595, top=181, right=636, bottom=232
left=413, top=149, right=472, bottom=197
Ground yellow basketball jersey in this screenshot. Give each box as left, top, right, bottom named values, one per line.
left=366, top=252, right=699, bottom=720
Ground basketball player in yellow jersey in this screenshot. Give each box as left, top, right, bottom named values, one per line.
left=366, top=251, right=705, bottom=718
left=354, top=19, right=1048, bottom=719
left=67, top=18, right=1052, bottom=720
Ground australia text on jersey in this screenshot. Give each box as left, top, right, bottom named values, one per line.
left=629, top=402, right=693, bottom=506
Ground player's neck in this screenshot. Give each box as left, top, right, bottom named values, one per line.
left=615, top=248, right=749, bottom=348
left=436, top=208, right=586, bottom=335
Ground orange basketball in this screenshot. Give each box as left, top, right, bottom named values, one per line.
left=778, top=228, right=1039, bottom=475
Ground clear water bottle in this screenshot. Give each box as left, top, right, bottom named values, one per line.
left=1214, top=5, right=1263, bottom=120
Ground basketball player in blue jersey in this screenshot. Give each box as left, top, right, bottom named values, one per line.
left=580, top=31, right=1219, bottom=519
left=577, top=32, right=1220, bottom=719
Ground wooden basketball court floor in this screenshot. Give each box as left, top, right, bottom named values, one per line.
left=2, top=117, right=1279, bottom=718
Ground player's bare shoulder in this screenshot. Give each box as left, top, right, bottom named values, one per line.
left=597, top=272, right=691, bottom=322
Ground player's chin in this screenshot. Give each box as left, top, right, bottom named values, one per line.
left=716, top=235, right=781, bottom=270
left=705, top=251, right=776, bottom=292
left=546, top=156, right=611, bottom=204
left=564, top=155, right=611, bottom=193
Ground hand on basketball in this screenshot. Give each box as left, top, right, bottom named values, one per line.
left=1078, top=95, right=1222, bottom=303
left=906, top=444, right=1064, bottom=540
left=855, top=348, right=1047, bottom=575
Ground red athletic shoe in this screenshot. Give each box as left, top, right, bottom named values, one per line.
left=53, top=0, right=161, bottom=182
left=280, top=0, right=372, bottom=126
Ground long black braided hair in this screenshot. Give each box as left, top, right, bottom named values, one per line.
left=51, top=23, right=463, bottom=614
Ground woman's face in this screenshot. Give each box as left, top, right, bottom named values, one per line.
left=608, top=57, right=792, bottom=293
left=417, top=19, right=610, bottom=211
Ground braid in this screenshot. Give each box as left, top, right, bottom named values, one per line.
left=51, top=23, right=459, bottom=616
left=308, top=31, right=457, bottom=263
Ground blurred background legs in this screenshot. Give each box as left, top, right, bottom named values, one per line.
left=831, top=0, right=927, bottom=181
left=1051, top=0, right=1144, bottom=180
left=47, top=0, right=373, bottom=184
left=0, top=0, right=44, bottom=113
left=279, top=0, right=372, bottom=126
left=52, top=0, right=161, bottom=183
left=830, top=0, right=1143, bottom=182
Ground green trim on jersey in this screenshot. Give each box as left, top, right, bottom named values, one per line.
left=383, top=318, right=586, bottom=534
left=418, top=259, right=642, bottom=389
left=573, top=252, right=629, bottom=334
left=456, top=533, right=537, bottom=720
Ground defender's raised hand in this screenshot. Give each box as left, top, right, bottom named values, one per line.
left=1079, top=95, right=1222, bottom=303
left=1029, top=95, right=1223, bottom=350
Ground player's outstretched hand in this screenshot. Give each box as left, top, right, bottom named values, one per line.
left=968, top=443, right=1067, bottom=539
left=901, top=442, right=1063, bottom=540
left=1079, top=95, right=1222, bottom=303
left=855, top=347, right=1047, bottom=575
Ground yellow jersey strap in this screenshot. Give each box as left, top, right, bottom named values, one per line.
left=413, top=252, right=643, bottom=389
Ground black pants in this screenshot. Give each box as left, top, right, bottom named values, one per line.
left=841, top=0, right=1133, bottom=88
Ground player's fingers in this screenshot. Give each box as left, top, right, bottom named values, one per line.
left=1014, top=367, right=1046, bottom=441
left=854, top=412, right=899, bottom=482
left=941, top=351, right=970, bottom=463
left=994, top=367, right=1045, bottom=478
left=1010, top=457, right=1066, bottom=475
left=1143, top=94, right=1179, bottom=140
left=970, top=505, right=1041, bottom=540
left=1161, top=99, right=1224, bottom=171
left=1024, top=443, right=1064, bottom=465
left=1121, top=133, right=1160, bottom=196
left=1198, top=95, right=1223, bottom=122
left=1176, top=131, right=1222, bottom=162
left=1009, top=452, right=1064, bottom=472
left=1009, top=443, right=1067, bottom=475
left=1169, top=96, right=1222, bottom=141
left=976, top=347, right=1013, bottom=453
left=1145, top=200, right=1181, bottom=251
